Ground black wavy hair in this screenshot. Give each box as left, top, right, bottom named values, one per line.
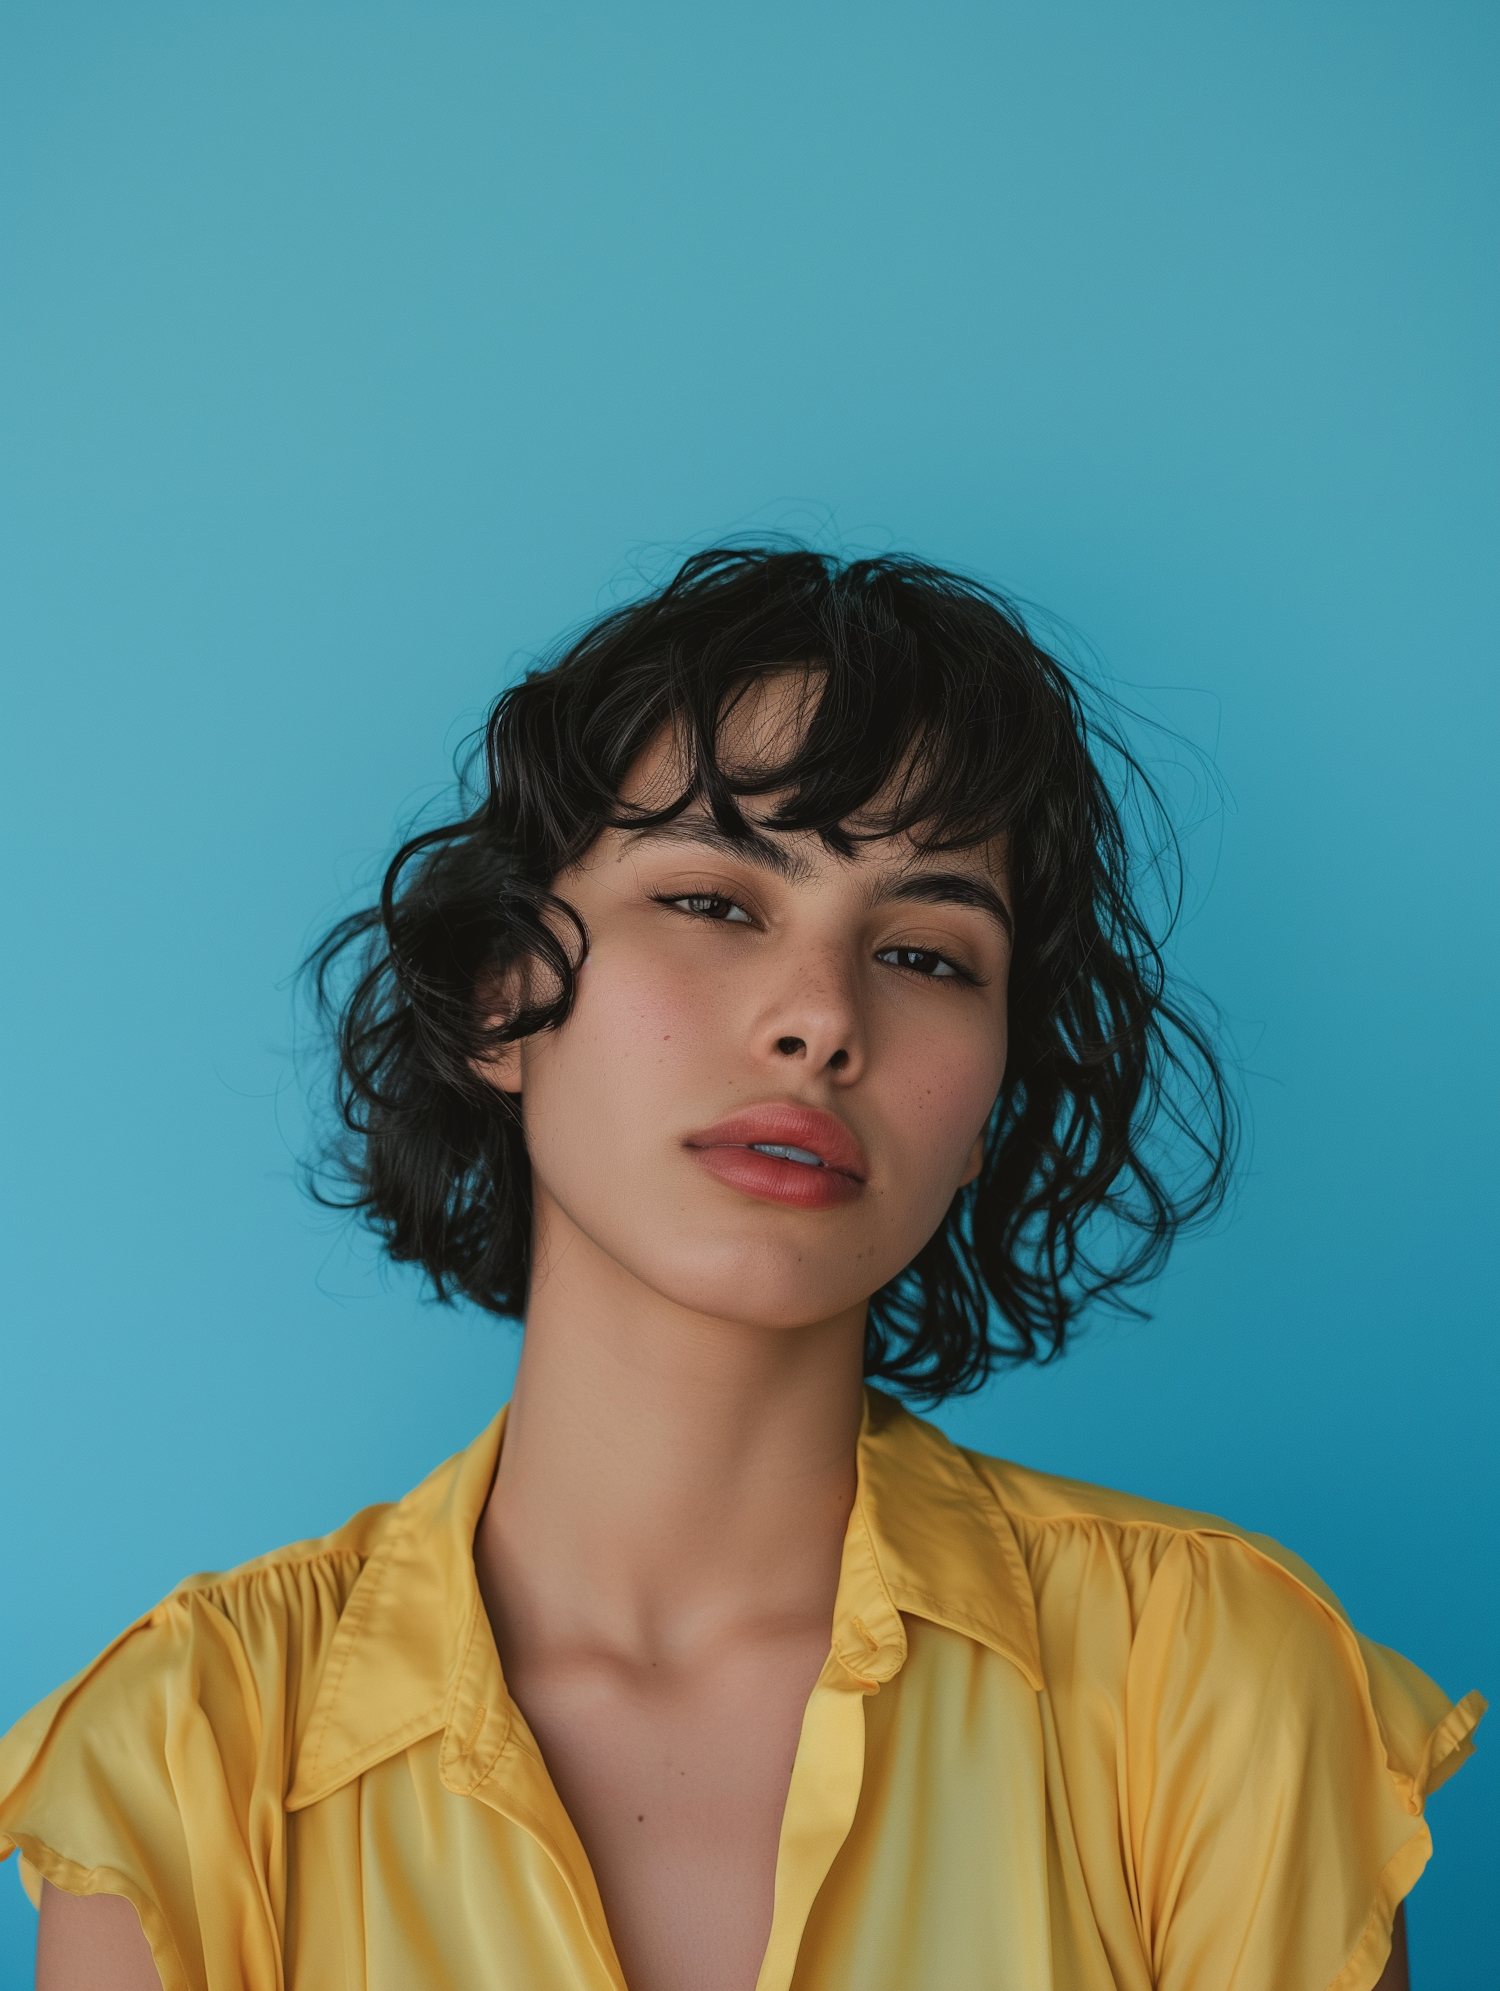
left=309, top=546, right=1235, bottom=1400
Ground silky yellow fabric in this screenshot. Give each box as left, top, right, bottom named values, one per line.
left=0, top=1391, right=1483, bottom=1991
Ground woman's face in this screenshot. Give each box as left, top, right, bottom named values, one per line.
left=492, top=712, right=1013, bottom=1334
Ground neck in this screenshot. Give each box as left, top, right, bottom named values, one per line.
left=475, top=1191, right=866, bottom=1663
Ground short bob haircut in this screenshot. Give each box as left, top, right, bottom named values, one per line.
left=311, top=546, right=1235, bottom=1401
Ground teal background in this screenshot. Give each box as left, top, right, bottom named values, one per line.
left=1, top=3, right=1495, bottom=1982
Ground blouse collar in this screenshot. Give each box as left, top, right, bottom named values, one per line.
left=286, top=1386, right=1041, bottom=1813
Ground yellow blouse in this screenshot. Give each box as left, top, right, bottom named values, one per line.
left=0, top=1391, right=1484, bottom=1991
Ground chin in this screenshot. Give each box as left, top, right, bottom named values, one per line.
left=633, top=1237, right=881, bottom=1335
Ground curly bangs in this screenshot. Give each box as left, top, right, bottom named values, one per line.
left=309, top=546, right=1236, bottom=1400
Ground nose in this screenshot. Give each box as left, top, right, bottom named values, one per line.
left=775, top=1035, right=850, bottom=1071
left=754, top=946, right=864, bottom=1082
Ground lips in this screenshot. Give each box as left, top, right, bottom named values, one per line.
left=684, top=1104, right=868, bottom=1211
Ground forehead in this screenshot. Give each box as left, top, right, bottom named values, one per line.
left=609, top=668, right=1019, bottom=887
left=620, top=670, right=818, bottom=800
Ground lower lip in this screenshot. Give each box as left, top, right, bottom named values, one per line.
left=690, top=1145, right=864, bottom=1210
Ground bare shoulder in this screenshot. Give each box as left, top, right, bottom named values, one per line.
left=36, top=1882, right=162, bottom=1991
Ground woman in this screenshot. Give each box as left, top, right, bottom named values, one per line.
left=2, top=549, right=1483, bottom=1989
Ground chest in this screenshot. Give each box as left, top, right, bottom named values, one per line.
left=281, top=1623, right=1116, bottom=1991
left=503, top=1630, right=829, bottom=1991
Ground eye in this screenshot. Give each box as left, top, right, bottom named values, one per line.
left=659, top=893, right=755, bottom=924
left=876, top=945, right=969, bottom=981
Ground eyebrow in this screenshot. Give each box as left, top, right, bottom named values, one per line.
left=877, top=871, right=1015, bottom=942
left=622, top=815, right=817, bottom=883
left=625, top=816, right=1013, bottom=939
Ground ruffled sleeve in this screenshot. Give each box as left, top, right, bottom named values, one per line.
left=1120, top=1525, right=1485, bottom=1991
left=0, top=1548, right=365, bottom=1991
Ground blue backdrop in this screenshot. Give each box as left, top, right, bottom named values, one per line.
left=2, top=4, right=1495, bottom=1983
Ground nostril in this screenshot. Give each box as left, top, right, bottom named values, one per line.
left=775, top=1036, right=806, bottom=1057
left=828, top=1049, right=850, bottom=1071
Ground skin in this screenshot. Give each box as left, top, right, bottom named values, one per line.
left=471, top=749, right=1012, bottom=1991
left=36, top=1886, right=160, bottom=1989
left=37, top=698, right=1414, bottom=1991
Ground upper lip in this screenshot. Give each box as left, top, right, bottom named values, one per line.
left=684, top=1103, right=870, bottom=1180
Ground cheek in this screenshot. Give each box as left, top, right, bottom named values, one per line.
left=518, top=940, right=724, bottom=1156
left=576, top=942, right=725, bottom=1076
left=881, top=1010, right=1007, bottom=1169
